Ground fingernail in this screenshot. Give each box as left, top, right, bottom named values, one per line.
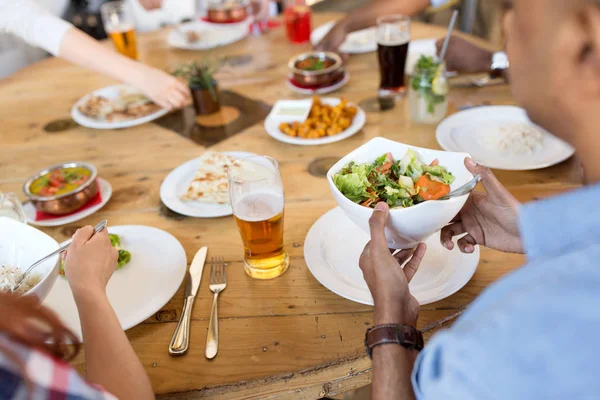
left=443, top=241, right=451, bottom=250
left=465, top=244, right=474, bottom=253
left=375, top=202, right=387, bottom=211
left=465, top=158, right=477, bottom=168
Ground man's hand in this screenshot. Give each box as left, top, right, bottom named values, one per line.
left=436, top=35, right=493, bottom=73
left=441, top=158, right=523, bottom=254
left=315, top=20, right=349, bottom=52
left=360, top=202, right=427, bottom=326
left=138, top=0, right=162, bottom=10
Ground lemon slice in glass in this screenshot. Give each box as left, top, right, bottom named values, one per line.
left=431, top=65, right=448, bottom=96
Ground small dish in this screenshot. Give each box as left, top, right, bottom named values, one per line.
left=288, top=51, right=344, bottom=88
left=327, top=137, right=472, bottom=249
left=23, top=162, right=98, bottom=215
left=287, top=71, right=350, bottom=95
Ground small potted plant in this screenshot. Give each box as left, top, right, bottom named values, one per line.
left=174, top=61, right=220, bottom=115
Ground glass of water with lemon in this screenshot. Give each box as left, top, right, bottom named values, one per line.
left=409, top=55, right=448, bottom=124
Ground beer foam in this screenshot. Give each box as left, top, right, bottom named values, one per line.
left=377, top=32, right=410, bottom=46
left=105, top=23, right=135, bottom=34
left=233, top=190, right=284, bottom=222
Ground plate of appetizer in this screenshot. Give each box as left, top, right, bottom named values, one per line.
left=264, top=96, right=366, bottom=146
left=436, top=106, right=575, bottom=170
left=71, top=85, right=168, bottom=129
left=166, top=19, right=249, bottom=50
left=160, top=151, right=255, bottom=218
left=43, top=226, right=187, bottom=341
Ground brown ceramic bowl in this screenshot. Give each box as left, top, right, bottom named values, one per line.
left=206, top=1, right=248, bottom=23
left=23, top=162, right=99, bottom=215
left=288, top=51, right=344, bottom=87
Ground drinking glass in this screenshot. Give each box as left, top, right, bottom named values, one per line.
left=0, top=193, right=27, bottom=224
left=100, top=1, right=138, bottom=59
left=376, top=15, right=411, bottom=98
left=228, top=156, right=289, bottom=280
left=409, top=60, right=449, bottom=124
left=283, top=0, right=311, bottom=43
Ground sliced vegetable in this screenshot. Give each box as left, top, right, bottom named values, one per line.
left=416, top=175, right=451, bottom=201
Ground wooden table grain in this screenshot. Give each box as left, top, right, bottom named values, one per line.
left=0, top=12, right=581, bottom=399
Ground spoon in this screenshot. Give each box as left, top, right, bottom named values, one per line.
left=11, top=219, right=107, bottom=293
left=437, top=175, right=481, bottom=201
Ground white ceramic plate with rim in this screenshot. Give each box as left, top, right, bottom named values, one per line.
left=436, top=106, right=575, bottom=171
left=265, top=98, right=366, bottom=146
left=71, top=85, right=168, bottom=130
left=287, top=71, right=350, bottom=95
left=23, top=178, right=112, bottom=227
left=310, top=21, right=377, bottom=54
left=304, top=207, right=479, bottom=306
left=43, top=225, right=187, bottom=341
left=166, top=19, right=249, bottom=50
left=160, top=151, right=255, bottom=218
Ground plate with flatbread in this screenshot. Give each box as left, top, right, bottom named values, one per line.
left=160, top=151, right=255, bottom=218
left=71, top=85, right=168, bottom=130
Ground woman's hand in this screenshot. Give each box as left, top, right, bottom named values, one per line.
left=134, top=67, right=191, bottom=111
left=315, top=20, right=349, bottom=53
left=359, top=202, right=427, bottom=327
left=441, top=158, right=523, bottom=254
left=436, top=35, right=493, bottom=74
left=64, top=227, right=118, bottom=297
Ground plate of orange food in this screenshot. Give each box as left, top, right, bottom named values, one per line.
left=264, top=97, right=366, bottom=146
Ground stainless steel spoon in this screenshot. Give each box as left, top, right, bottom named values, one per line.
left=11, top=219, right=107, bottom=293
left=437, top=175, right=482, bottom=201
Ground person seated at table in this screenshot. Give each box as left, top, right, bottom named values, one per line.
left=1, top=0, right=190, bottom=110
left=315, top=0, right=455, bottom=52
left=0, top=227, right=153, bottom=399
left=436, top=35, right=510, bottom=78
left=360, top=0, right=600, bottom=398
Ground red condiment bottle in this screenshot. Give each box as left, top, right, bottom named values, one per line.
left=284, top=0, right=311, bottom=43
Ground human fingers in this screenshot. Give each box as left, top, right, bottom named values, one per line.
left=464, top=158, right=507, bottom=201
left=457, top=234, right=477, bottom=254
left=440, top=221, right=465, bottom=250
left=403, top=243, right=427, bottom=283
left=368, top=202, right=390, bottom=252
left=168, top=91, right=188, bottom=109
left=71, top=226, right=94, bottom=247
left=359, top=241, right=371, bottom=272
left=391, top=248, right=415, bottom=265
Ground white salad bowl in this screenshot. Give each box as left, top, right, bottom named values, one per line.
left=0, top=217, right=60, bottom=300
left=327, top=137, right=473, bottom=249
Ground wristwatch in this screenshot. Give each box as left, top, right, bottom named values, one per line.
left=365, top=324, right=424, bottom=359
left=490, top=51, right=509, bottom=78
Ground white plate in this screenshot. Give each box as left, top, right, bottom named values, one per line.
left=71, top=85, right=169, bottom=130
left=406, top=39, right=437, bottom=75
left=160, top=151, right=255, bottom=218
left=311, top=21, right=376, bottom=54
left=166, top=20, right=249, bottom=50
left=43, top=225, right=187, bottom=341
left=304, top=208, right=479, bottom=306
left=265, top=98, right=366, bottom=146
left=436, top=106, right=575, bottom=171
left=23, top=178, right=112, bottom=227
left=286, top=72, right=350, bottom=95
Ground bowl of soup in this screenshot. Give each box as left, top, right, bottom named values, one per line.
left=23, top=162, right=98, bottom=215
left=289, top=51, right=344, bottom=87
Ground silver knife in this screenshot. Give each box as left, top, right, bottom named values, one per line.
left=169, top=246, right=208, bottom=356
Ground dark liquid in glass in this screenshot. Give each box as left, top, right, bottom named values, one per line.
left=378, top=41, right=409, bottom=92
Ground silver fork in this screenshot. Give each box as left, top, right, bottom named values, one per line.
left=205, top=256, right=227, bottom=359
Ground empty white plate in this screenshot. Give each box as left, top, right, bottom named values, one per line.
left=264, top=98, right=366, bottom=146
left=43, top=225, right=187, bottom=341
left=160, top=151, right=255, bottom=218
left=436, top=106, right=575, bottom=170
left=71, top=85, right=168, bottom=130
left=23, top=178, right=112, bottom=227
left=167, top=19, right=249, bottom=50
left=304, top=207, right=479, bottom=306
left=311, top=21, right=376, bottom=54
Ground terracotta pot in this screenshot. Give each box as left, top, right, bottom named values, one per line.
left=190, top=84, right=221, bottom=115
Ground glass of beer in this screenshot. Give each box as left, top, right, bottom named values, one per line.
left=377, top=15, right=411, bottom=98
left=228, top=156, right=289, bottom=280
left=100, top=1, right=138, bottom=60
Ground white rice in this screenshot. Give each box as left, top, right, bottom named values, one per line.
left=479, top=123, right=545, bottom=154
left=0, top=264, right=40, bottom=295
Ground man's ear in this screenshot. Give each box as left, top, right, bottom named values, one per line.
left=579, top=4, right=600, bottom=94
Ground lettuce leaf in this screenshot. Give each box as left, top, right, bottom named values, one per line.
left=423, top=165, right=455, bottom=185
left=333, top=163, right=373, bottom=203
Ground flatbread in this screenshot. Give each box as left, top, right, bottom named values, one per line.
left=181, top=152, right=236, bottom=204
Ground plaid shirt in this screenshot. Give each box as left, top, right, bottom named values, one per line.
left=0, top=335, right=116, bottom=400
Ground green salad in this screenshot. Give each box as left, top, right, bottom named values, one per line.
left=59, top=233, right=131, bottom=276
left=333, top=149, right=455, bottom=209
left=410, top=55, right=448, bottom=114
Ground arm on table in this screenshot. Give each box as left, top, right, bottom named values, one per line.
left=372, top=345, right=419, bottom=400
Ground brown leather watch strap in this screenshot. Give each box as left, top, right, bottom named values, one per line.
left=364, top=324, right=423, bottom=359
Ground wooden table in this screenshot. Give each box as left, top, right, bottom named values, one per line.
left=0, top=12, right=581, bottom=400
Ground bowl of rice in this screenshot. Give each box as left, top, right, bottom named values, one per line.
left=0, top=217, right=61, bottom=300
